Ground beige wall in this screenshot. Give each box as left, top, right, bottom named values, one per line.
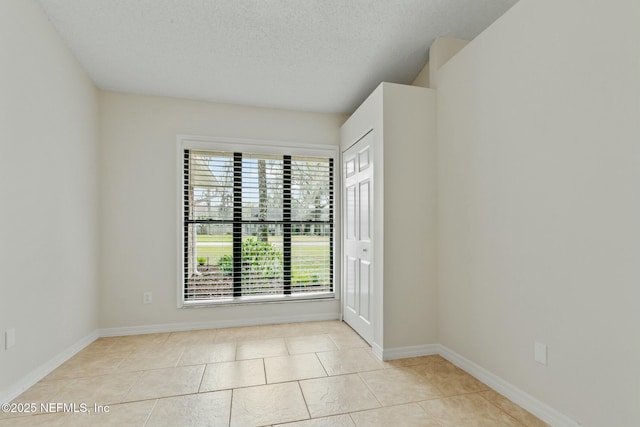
left=428, top=37, right=469, bottom=89
left=0, top=0, right=99, bottom=396
left=99, top=91, right=346, bottom=329
left=436, top=0, right=640, bottom=426
left=412, top=63, right=430, bottom=88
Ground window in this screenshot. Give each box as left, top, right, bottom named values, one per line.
left=179, top=137, right=336, bottom=305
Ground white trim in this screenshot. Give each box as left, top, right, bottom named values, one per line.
left=97, top=312, right=339, bottom=337
left=379, top=343, right=440, bottom=361
left=176, top=137, right=185, bottom=308
left=182, top=293, right=337, bottom=308
left=371, top=342, right=384, bottom=360
left=0, top=330, right=99, bottom=404
left=438, top=344, right=582, bottom=427
left=179, top=134, right=339, bottom=158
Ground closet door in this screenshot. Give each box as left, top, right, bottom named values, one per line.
left=343, top=131, right=373, bottom=343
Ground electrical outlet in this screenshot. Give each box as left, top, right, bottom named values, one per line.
left=5, top=328, right=15, bottom=349
left=143, top=291, right=153, bottom=304
left=534, top=341, right=547, bottom=365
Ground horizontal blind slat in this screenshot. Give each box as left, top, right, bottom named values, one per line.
left=184, top=149, right=333, bottom=302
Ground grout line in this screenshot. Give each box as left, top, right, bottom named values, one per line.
left=314, top=352, right=329, bottom=377
left=118, top=370, right=144, bottom=403
left=476, top=391, right=529, bottom=427
left=228, top=388, right=234, bottom=426
left=196, top=363, right=207, bottom=393
left=118, top=390, right=208, bottom=406
left=141, top=398, right=159, bottom=427
left=296, top=381, right=312, bottom=421
left=173, top=347, right=186, bottom=369
left=283, top=336, right=292, bottom=355
left=355, top=371, right=383, bottom=408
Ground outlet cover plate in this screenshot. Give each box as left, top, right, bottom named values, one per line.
left=5, top=328, right=15, bottom=349
left=534, top=341, right=547, bottom=365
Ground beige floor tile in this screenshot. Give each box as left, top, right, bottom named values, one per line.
left=177, top=342, right=236, bottom=366
left=12, top=379, right=66, bottom=403
left=265, top=353, right=327, bottom=383
left=0, top=413, right=67, bottom=426
left=267, top=323, right=311, bottom=338
left=384, top=355, right=440, bottom=368
left=285, top=334, right=339, bottom=354
left=102, top=333, right=170, bottom=351
left=359, top=367, right=442, bottom=406
left=117, top=346, right=184, bottom=372
left=0, top=381, right=69, bottom=421
left=215, top=325, right=280, bottom=343
left=145, top=390, right=231, bottom=427
left=405, top=356, right=458, bottom=375
left=275, top=322, right=321, bottom=338
left=300, top=374, right=381, bottom=418
left=62, top=400, right=156, bottom=427
left=123, top=365, right=205, bottom=401
left=236, top=337, right=288, bottom=360
left=230, top=382, right=309, bottom=426
left=350, top=403, right=442, bottom=427
left=317, top=348, right=385, bottom=376
left=275, top=414, right=356, bottom=426
left=78, top=338, right=116, bottom=354
left=8, top=322, right=545, bottom=427
left=287, top=321, right=353, bottom=338
left=43, top=351, right=129, bottom=381
left=307, top=320, right=348, bottom=333
left=256, top=323, right=297, bottom=338
left=200, top=359, right=265, bottom=392
left=163, top=329, right=218, bottom=347
left=327, top=333, right=369, bottom=350
left=53, top=371, right=143, bottom=405
left=419, top=394, right=522, bottom=427
left=479, top=390, right=549, bottom=427
left=409, top=361, right=488, bottom=397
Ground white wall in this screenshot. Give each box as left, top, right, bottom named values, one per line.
left=340, top=83, right=437, bottom=354
left=99, top=91, right=346, bottom=329
left=436, top=0, right=640, bottom=426
left=0, top=0, right=99, bottom=397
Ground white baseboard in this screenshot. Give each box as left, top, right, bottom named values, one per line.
left=97, top=312, right=340, bottom=337
left=371, top=342, right=384, bottom=360
left=0, top=330, right=99, bottom=404
left=438, top=344, right=581, bottom=427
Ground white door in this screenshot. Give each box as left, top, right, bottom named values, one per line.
left=343, top=131, right=373, bottom=344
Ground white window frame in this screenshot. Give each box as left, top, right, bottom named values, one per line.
left=176, top=135, right=340, bottom=308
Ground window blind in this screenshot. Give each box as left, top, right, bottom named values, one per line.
left=183, top=149, right=333, bottom=303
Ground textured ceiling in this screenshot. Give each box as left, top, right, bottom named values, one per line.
left=36, top=0, right=518, bottom=114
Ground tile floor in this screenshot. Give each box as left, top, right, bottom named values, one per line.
left=0, top=320, right=549, bottom=426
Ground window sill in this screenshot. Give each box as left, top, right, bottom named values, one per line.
left=181, top=292, right=337, bottom=308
